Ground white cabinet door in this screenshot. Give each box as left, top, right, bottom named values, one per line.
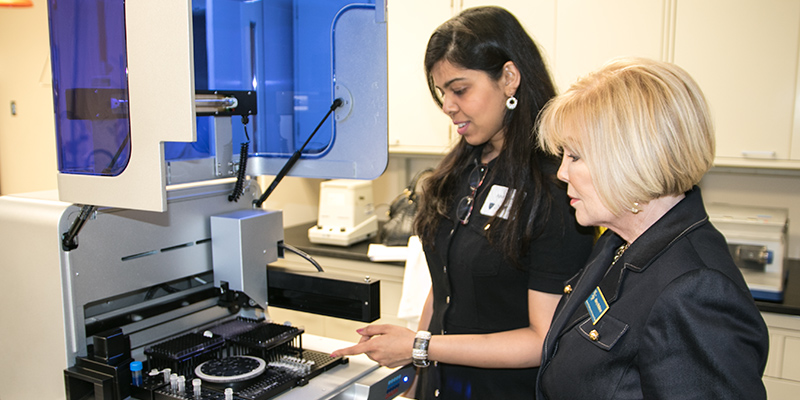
left=459, top=0, right=558, bottom=74
left=673, top=0, right=800, bottom=164
left=762, top=312, right=800, bottom=399
left=388, top=0, right=555, bottom=155
left=462, top=0, right=665, bottom=93
left=387, top=0, right=454, bottom=154
left=552, top=0, right=668, bottom=92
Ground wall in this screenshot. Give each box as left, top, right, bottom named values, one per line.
left=1, top=3, right=799, bottom=259
left=0, top=3, right=56, bottom=195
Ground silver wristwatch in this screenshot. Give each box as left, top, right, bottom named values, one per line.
left=412, top=330, right=432, bottom=368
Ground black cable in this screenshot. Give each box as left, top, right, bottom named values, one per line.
left=229, top=115, right=251, bottom=202
left=254, top=98, right=343, bottom=208
left=101, top=134, right=131, bottom=175
left=279, top=242, right=324, bottom=272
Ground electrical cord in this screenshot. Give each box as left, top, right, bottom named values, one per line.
left=279, top=242, right=324, bottom=272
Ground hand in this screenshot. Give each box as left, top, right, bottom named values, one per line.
left=330, top=324, right=416, bottom=368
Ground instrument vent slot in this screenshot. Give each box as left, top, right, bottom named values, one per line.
left=121, top=250, right=159, bottom=261
left=121, top=239, right=209, bottom=261
left=161, top=241, right=195, bottom=253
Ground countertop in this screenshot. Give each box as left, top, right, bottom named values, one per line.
left=283, top=223, right=800, bottom=317
left=283, top=222, right=400, bottom=264
left=756, top=260, right=800, bottom=316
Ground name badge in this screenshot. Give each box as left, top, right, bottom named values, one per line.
left=585, top=287, right=609, bottom=325
left=480, top=185, right=516, bottom=219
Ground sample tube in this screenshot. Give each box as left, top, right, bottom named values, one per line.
left=130, top=361, right=143, bottom=386
left=170, top=373, right=178, bottom=393
left=193, top=378, right=202, bottom=398
left=224, top=387, right=233, bottom=400
left=178, top=375, right=186, bottom=394
left=162, top=368, right=171, bottom=383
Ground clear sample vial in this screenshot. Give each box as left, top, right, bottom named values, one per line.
left=193, top=378, right=202, bottom=398
left=177, top=375, right=186, bottom=394
left=130, top=361, right=143, bottom=386
left=170, top=373, right=178, bottom=393
left=224, top=387, right=233, bottom=400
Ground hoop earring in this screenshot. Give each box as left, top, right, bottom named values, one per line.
left=506, top=96, right=517, bottom=110
left=630, top=202, right=641, bottom=214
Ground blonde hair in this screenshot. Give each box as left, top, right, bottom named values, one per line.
left=537, top=57, right=714, bottom=215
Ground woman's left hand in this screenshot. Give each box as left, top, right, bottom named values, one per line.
left=330, top=324, right=416, bottom=368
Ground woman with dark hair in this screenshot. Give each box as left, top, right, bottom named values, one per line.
left=332, top=7, right=594, bottom=399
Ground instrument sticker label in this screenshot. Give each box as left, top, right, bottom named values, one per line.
left=585, top=286, right=609, bottom=325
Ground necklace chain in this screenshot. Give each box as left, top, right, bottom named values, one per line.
left=611, top=243, right=630, bottom=266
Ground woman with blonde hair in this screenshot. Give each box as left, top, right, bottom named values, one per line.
left=535, top=57, right=769, bottom=399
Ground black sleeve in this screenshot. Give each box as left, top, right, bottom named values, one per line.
left=527, top=179, right=595, bottom=294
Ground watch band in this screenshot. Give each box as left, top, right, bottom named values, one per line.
left=412, top=330, right=432, bottom=368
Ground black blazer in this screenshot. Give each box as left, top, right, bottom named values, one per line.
left=537, top=187, right=769, bottom=400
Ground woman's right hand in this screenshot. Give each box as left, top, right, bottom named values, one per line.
left=330, top=324, right=416, bottom=368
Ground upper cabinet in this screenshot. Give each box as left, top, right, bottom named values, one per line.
left=461, top=0, right=557, bottom=67
left=673, top=0, right=800, bottom=167
left=386, top=0, right=557, bottom=155
left=551, top=0, right=668, bottom=93
left=388, top=0, right=800, bottom=169
left=386, top=0, right=454, bottom=155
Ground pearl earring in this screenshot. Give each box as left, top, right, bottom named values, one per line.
left=630, top=202, right=641, bottom=214
left=506, top=96, right=518, bottom=110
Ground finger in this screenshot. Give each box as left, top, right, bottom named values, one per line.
left=330, top=342, right=367, bottom=358
left=356, top=324, right=391, bottom=337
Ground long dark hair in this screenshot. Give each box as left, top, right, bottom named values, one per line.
left=414, top=6, right=559, bottom=264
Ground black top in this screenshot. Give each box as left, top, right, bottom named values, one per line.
left=416, top=156, right=595, bottom=400
left=537, top=186, right=769, bottom=400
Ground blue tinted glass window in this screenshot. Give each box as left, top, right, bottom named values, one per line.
left=167, top=0, right=372, bottom=161
left=49, top=0, right=374, bottom=174
left=48, top=0, right=130, bottom=176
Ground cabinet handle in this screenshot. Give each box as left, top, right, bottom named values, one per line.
left=741, top=151, right=777, bottom=159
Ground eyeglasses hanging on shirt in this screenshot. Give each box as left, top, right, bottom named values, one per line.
left=456, top=161, right=488, bottom=225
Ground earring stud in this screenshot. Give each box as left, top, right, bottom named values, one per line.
left=506, top=96, right=517, bottom=110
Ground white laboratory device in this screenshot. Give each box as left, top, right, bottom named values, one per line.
left=309, top=179, right=379, bottom=246
left=707, top=203, right=789, bottom=301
